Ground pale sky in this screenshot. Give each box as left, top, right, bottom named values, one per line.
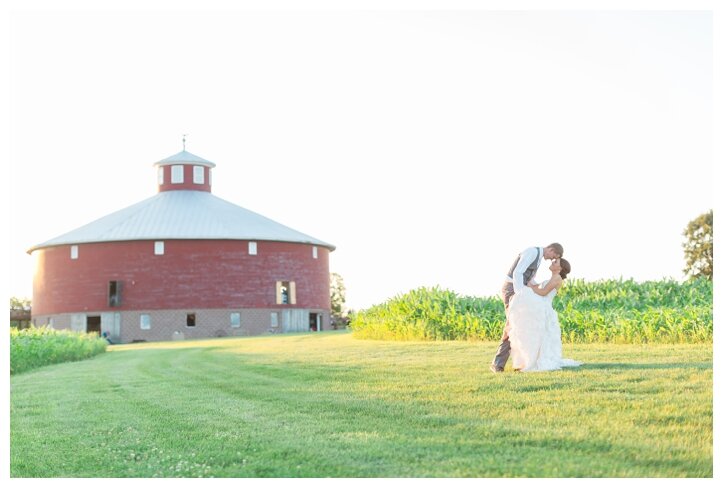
left=7, top=3, right=714, bottom=311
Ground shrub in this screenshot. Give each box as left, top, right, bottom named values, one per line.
left=10, top=327, right=108, bottom=375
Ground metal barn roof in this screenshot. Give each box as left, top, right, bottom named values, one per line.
left=28, top=191, right=335, bottom=253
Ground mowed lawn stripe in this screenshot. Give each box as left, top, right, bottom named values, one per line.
left=11, top=331, right=712, bottom=477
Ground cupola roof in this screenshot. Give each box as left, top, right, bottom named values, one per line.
left=154, top=150, right=216, bottom=168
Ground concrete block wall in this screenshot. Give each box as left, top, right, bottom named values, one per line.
left=32, top=308, right=330, bottom=344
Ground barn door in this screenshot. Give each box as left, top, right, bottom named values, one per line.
left=282, top=310, right=290, bottom=332
left=309, top=313, right=321, bottom=332
left=101, top=312, right=121, bottom=342
left=86, top=316, right=101, bottom=335
left=282, top=310, right=309, bottom=333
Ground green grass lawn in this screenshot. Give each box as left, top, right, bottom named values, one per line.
left=10, top=330, right=712, bottom=477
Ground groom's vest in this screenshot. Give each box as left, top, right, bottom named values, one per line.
left=507, top=247, right=541, bottom=285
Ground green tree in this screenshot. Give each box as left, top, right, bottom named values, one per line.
left=330, top=273, right=348, bottom=327
left=682, top=210, right=713, bottom=280
left=10, top=297, right=32, bottom=329
left=10, top=297, right=31, bottom=311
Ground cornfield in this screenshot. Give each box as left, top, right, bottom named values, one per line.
left=349, top=278, right=712, bottom=343
left=10, top=326, right=108, bottom=375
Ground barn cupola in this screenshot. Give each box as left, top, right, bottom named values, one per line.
left=154, top=139, right=216, bottom=193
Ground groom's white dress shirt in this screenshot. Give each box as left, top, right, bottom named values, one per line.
left=506, top=246, right=542, bottom=294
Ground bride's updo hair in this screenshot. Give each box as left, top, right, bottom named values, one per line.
left=559, top=258, right=571, bottom=280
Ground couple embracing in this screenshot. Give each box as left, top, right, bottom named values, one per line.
left=490, top=243, right=582, bottom=373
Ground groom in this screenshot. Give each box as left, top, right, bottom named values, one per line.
left=490, top=243, right=564, bottom=373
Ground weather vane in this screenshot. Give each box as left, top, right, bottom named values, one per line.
left=182, top=134, right=188, bottom=151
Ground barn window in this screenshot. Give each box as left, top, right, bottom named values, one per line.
left=193, top=166, right=205, bottom=184
left=276, top=281, right=296, bottom=305
left=249, top=241, right=257, bottom=255
left=154, top=241, right=165, bottom=255
left=230, top=312, right=241, bottom=328
left=313, top=246, right=318, bottom=259
left=186, top=313, right=196, bottom=327
left=270, top=312, right=279, bottom=328
left=70, top=245, right=78, bottom=260
left=171, top=165, right=184, bottom=184
left=158, top=167, right=164, bottom=185
left=140, top=314, right=151, bottom=330
left=108, top=281, right=121, bottom=307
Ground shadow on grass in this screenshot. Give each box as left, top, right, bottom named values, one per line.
left=108, top=330, right=348, bottom=352
left=580, top=362, right=711, bottom=371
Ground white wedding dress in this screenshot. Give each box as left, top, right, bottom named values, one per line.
left=508, top=281, right=582, bottom=372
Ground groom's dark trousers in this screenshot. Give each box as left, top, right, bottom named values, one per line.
left=492, top=282, right=516, bottom=370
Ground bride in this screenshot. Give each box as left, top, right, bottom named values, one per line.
left=508, top=258, right=582, bottom=372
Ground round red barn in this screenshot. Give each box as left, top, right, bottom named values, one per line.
left=28, top=149, right=335, bottom=343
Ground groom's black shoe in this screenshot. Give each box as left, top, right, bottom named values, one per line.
left=489, top=365, right=504, bottom=373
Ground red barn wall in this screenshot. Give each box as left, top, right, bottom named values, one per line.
left=32, top=240, right=331, bottom=316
